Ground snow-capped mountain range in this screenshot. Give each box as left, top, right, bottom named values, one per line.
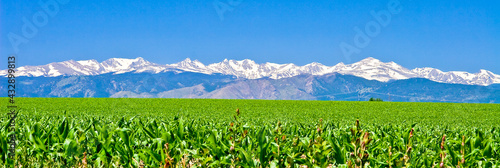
left=1, top=57, right=499, bottom=86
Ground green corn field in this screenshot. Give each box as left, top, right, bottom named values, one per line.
left=1, top=98, right=499, bottom=167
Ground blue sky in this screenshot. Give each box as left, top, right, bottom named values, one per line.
left=1, top=0, right=499, bottom=73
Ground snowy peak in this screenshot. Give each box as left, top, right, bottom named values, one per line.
left=99, top=57, right=156, bottom=74
left=213, top=59, right=260, bottom=71
left=170, top=58, right=207, bottom=71
left=478, top=69, right=495, bottom=76
left=1, top=57, right=162, bottom=77
left=357, top=57, right=382, bottom=65
left=102, top=57, right=151, bottom=70
left=409, top=68, right=500, bottom=86
left=1, top=57, right=499, bottom=86
left=170, top=57, right=500, bottom=86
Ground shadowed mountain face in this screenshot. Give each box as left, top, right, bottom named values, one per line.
left=1, top=71, right=498, bottom=103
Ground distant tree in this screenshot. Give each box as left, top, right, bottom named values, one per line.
left=369, top=97, right=383, bottom=102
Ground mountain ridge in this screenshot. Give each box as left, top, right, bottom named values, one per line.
left=1, top=57, right=499, bottom=86
left=2, top=71, right=497, bottom=103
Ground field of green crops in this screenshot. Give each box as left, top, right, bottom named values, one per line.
left=1, top=98, right=499, bottom=167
